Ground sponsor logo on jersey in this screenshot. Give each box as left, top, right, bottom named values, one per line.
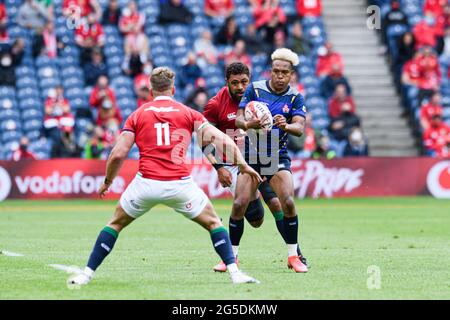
left=0, top=166, right=12, bottom=202
left=227, top=112, right=236, bottom=120
left=144, top=106, right=180, bottom=113
left=185, top=202, right=192, bottom=210
left=427, top=161, right=450, bottom=198
left=282, top=104, right=290, bottom=114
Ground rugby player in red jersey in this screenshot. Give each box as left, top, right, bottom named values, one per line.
left=68, top=67, right=261, bottom=286
left=202, top=62, right=308, bottom=272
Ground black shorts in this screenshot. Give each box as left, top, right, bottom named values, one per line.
left=248, top=154, right=292, bottom=182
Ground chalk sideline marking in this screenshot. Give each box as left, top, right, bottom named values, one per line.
left=0, top=250, right=24, bottom=257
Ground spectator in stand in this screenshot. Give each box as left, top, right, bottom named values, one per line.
left=84, top=126, right=108, bottom=159
left=17, top=0, right=49, bottom=31
left=122, top=32, right=149, bottom=77
left=136, top=85, right=152, bottom=108
left=381, top=0, right=409, bottom=46
left=0, top=39, right=25, bottom=87
left=11, top=137, right=36, bottom=161
left=185, top=78, right=209, bottom=109
left=320, top=63, right=351, bottom=99
left=102, top=0, right=121, bottom=26
left=328, top=84, right=356, bottom=119
left=287, top=113, right=317, bottom=158
left=250, top=0, right=287, bottom=43
left=423, top=112, right=450, bottom=157
left=441, top=27, right=450, bottom=58
left=413, top=12, right=440, bottom=50
left=215, top=16, right=241, bottom=46
left=75, top=13, right=105, bottom=64
left=423, top=0, right=447, bottom=18
left=134, top=61, right=153, bottom=93
left=0, top=1, right=8, bottom=46
left=296, top=0, right=322, bottom=17
left=290, top=70, right=305, bottom=97
left=420, top=91, right=443, bottom=131
left=96, top=97, right=122, bottom=137
left=224, top=40, right=252, bottom=68
left=312, top=135, right=337, bottom=159
left=179, top=52, right=202, bottom=91
left=89, top=75, right=117, bottom=110
left=396, top=32, right=416, bottom=67
left=159, top=0, right=193, bottom=25
left=119, top=1, right=145, bottom=36
left=63, top=0, right=101, bottom=19
left=287, top=21, right=311, bottom=56
left=186, top=90, right=209, bottom=112
left=205, top=0, right=234, bottom=19
left=401, top=52, right=420, bottom=87
left=417, top=45, right=441, bottom=104
left=83, top=48, right=107, bottom=86
left=316, top=43, right=344, bottom=78
left=271, top=29, right=287, bottom=53
left=343, top=127, right=369, bottom=157
left=32, top=21, right=65, bottom=59
left=328, top=101, right=361, bottom=143
left=242, top=24, right=269, bottom=55
left=43, top=86, right=77, bottom=158
left=194, top=30, right=219, bottom=70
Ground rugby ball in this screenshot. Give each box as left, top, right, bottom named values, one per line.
left=244, top=101, right=273, bottom=131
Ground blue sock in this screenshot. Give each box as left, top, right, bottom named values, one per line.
left=229, top=217, right=244, bottom=246
left=283, top=216, right=298, bottom=245
left=210, top=226, right=235, bottom=265
left=87, top=226, right=118, bottom=271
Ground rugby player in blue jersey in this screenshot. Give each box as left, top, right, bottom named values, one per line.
left=233, top=48, right=308, bottom=272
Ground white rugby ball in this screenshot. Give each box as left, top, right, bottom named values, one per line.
left=244, top=101, right=273, bottom=131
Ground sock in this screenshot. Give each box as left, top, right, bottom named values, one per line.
left=210, top=226, right=235, bottom=266
left=229, top=217, right=244, bottom=246
left=232, top=245, right=239, bottom=258
left=227, top=263, right=239, bottom=274
left=288, top=244, right=298, bottom=257
left=284, top=216, right=298, bottom=245
left=86, top=226, right=118, bottom=272
left=272, top=211, right=287, bottom=242
left=274, top=211, right=302, bottom=256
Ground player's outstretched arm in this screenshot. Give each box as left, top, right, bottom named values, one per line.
left=99, top=131, right=135, bottom=197
left=198, top=124, right=262, bottom=184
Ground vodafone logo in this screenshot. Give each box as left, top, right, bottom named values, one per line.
left=0, top=166, right=12, bottom=202
left=427, top=161, right=450, bottom=198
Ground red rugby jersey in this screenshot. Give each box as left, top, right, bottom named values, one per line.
left=123, top=96, right=208, bottom=180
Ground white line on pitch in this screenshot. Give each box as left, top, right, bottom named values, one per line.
left=48, top=264, right=83, bottom=274
left=0, top=250, right=24, bottom=257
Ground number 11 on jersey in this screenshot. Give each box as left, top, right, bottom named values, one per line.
left=154, top=122, right=170, bottom=146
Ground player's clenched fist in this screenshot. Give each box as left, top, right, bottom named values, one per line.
left=273, top=114, right=288, bottom=131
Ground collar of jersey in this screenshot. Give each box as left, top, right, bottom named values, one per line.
left=153, top=96, right=174, bottom=101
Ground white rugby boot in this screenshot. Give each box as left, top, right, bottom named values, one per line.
left=230, top=270, right=260, bottom=284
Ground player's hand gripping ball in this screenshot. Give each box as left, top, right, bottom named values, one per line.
left=244, top=101, right=273, bottom=132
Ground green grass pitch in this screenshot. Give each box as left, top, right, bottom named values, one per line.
left=1, top=197, right=449, bottom=300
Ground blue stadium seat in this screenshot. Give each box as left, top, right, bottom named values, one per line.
left=16, top=76, right=39, bottom=91
left=0, top=97, right=17, bottom=109
left=0, top=109, right=20, bottom=122
left=0, top=87, right=16, bottom=99
left=22, top=108, right=44, bottom=121
left=1, top=130, right=22, bottom=144
left=23, top=119, right=44, bottom=132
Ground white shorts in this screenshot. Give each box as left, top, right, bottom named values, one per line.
left=224, top=165, right=239, bottom=196
left=120, top=174, right=209, bottom=220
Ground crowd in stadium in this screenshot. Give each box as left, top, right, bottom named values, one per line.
left=0, top=0, right=447, bottom=161
left=372, top=0, right=450, bottom=157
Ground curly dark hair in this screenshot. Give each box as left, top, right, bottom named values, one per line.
left=225, top=62, right=250, bottom=80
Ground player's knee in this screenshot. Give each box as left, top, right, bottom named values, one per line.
left=267, top=198, right=283, bottom=213
left=232, top=198, right=249, bottom=218
left=205, top=215, right=222, bottom=231
left=282, top=196, right=296, bottom=217
left=249, top=218, right=264, bottom=228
